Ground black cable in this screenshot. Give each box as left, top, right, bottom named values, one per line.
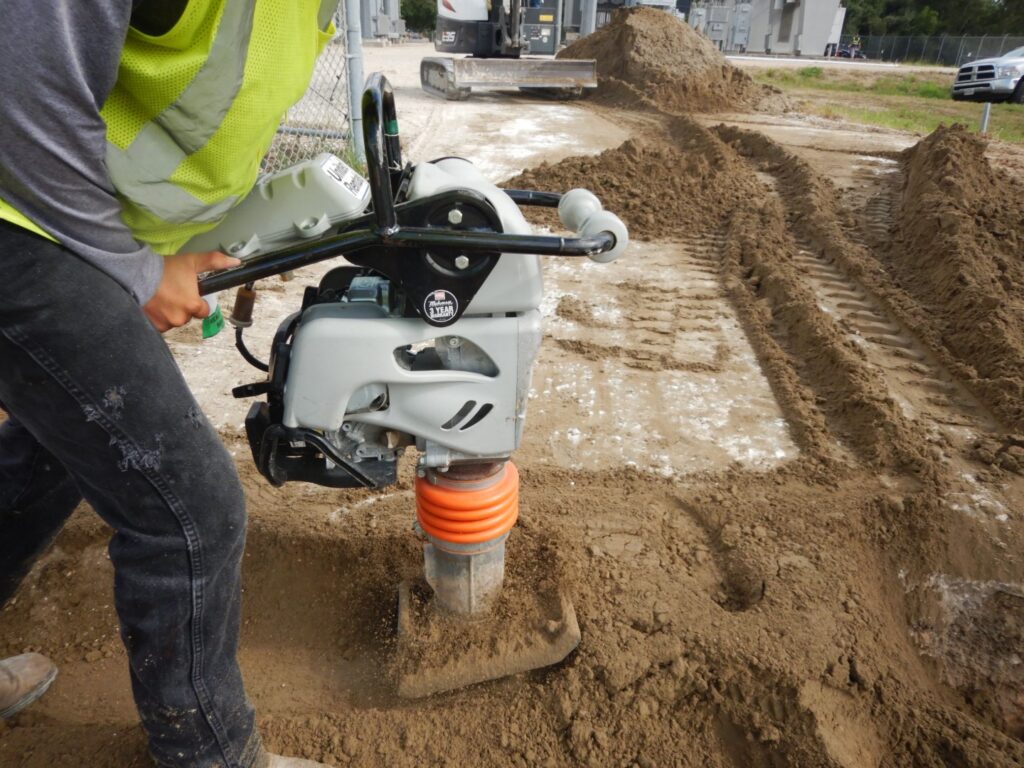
left=235, top=326, right=269, bottom=372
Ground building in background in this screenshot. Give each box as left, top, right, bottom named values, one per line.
left=363, top=0, right=405, bottom=40
left=689, top=0, right=846, bottom=56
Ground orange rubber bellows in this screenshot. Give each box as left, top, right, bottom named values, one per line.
left=415, top=463, right=519, bottom=545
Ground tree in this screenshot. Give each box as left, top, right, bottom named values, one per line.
left=925, top=0, right=999, bottom=33
left=907, top=7, right=940, bottom=34
left=993, top=0, right=1024, bottom=33
left=403, top=0, right=436, bottom=34
left=841, top=0, right=1019, bottom=36
left=844, top=0, right=887, bottom=35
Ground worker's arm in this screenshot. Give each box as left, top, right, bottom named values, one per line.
left=0, top=1, right=163, bottom=305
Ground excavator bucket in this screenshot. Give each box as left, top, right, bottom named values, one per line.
left=421, top=56, right=597, bottom=100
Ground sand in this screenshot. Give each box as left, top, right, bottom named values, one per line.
left=559, top=7, right=790, bottom=114
left=3, top=15, right=1024, bottom=768
left=893, top=125, right=1024, bottom=432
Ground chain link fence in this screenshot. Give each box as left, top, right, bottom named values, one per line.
left=839, top=34, right=1024, bottom=68
left=262, top=10, right=353, bottom=174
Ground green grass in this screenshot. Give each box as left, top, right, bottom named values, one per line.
left=797, top=66, right=824, bottom=80
left=341, top=142, right=367, bottom=175
left=808, top=102, right=1024, bottom=143
left=752, top=66, right=1024, bottom=143
left=872, top=76, right=950, bottom=99
left=755, top=68, right=951, bottom=100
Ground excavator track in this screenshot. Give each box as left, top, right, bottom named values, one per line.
left=421, top=57, right=472, bottom=101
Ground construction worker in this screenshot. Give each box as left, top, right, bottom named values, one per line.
left=0, top=2, right=340, bottom=766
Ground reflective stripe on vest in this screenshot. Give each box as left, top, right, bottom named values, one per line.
left=106, top=0, right=341, bottom=227
left=105, top=0, right=256, bottom=224
left=0, top=0, right=341, bottom=249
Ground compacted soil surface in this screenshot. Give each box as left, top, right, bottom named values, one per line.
left=3, top=10, right=1024, bottom=768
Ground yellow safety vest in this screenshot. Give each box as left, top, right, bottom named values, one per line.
left=0, top=0, right=336, bottom=254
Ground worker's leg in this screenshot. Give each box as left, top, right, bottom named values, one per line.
left=0, top=414, right=77, bottom=721
left=0, top=223, right=261, bottom=768
left=0, top=413, right=82, bottom=606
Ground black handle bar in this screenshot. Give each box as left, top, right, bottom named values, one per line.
left=199, top=73, right=614, bottom=296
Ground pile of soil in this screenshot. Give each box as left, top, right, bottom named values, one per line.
left=718, top=184, right=932, bottom=473
left=512, top=122, right=929, bottom=470
left=714, top=121, right=1024, bottom=443
left=710, top=122, right=1024, bottom=736
left=506, top=117, right=751, bottom=238
left=559, top=7, right=789, bottom=114
left=507, top=114, right=1024, bottom=751
left=892, top=125, right=1024, bottom=431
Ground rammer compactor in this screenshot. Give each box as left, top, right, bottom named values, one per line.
left=192, top=73, right=628, bottom=695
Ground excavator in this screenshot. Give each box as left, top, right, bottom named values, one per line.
left=420, top=0, right=598, bottom=99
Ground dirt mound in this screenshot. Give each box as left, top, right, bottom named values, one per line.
left=892, top=125, right=1024, bottom=431
left=516, top=116, right=1024, bottom=749
left=559, top=7, right=788, bottom=114
left=513, top=120, right=945, bottom=472
left=712, top=122, right=1024, bottom=737
left=715, top=122, right=1024, bottom=438
left=7, top=460, right=1024, bottom=767
left=506, top=117, right=751, bottom=238
left=719, top=187, right=933, bottom=473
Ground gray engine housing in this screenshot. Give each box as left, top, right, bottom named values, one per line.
left=282, top=157, right=544, bottom=468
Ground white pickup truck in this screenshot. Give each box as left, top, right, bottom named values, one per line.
left=952, top=47, right=1024, bottom=103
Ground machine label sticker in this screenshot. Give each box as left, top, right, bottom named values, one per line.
left=442, top=30, right=456, bottom=43
left=324, top=156, right=369, bottom=199
left=424, top=290, right=459, bottom=323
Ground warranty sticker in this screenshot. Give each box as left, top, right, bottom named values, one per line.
left=423, top=290, right=458, bottom=323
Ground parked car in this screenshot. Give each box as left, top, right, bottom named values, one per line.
left=952, top=47, right=1024, bottom=103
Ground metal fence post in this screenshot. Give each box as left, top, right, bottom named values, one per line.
left=904, top=36, right=912, bottom=61
left=955, top=37, right=966, bottom=67
left=554, top=0, right=563, bottom=50
left=581, top=0, right=597, bottom=36
left=345, top=0, right=366, bottom=164
left=936, top=34, right=946, bottom=65
left=1000, top=33, right=1010, bottom=56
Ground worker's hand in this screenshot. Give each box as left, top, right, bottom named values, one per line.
left=143, top=251, right=241, bottom=333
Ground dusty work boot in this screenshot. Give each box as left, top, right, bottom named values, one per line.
left=0, top=653, right=58, bottom=719
left=267, top=756, right=333, bottom=767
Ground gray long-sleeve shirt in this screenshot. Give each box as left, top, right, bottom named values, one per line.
left=0, top=1, right=164, bottom=304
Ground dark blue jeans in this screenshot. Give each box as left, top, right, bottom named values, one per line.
left=0, top=222, right=265, bottom=768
